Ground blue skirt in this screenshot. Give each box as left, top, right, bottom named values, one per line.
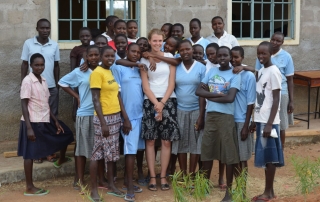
left=254, top=122, right=284, bottom=168
left=18, top=119, right=74, bottom=159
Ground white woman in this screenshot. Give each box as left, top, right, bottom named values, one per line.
left=140, top=29, right=180, bottom=191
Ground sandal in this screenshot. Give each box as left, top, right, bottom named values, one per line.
left=124, top=193, right=135, bottom=201
left=24, top=189, right=49, bottom=196
left=53, top=156, right=72, bottom=168
left=46, top=154, right=57, bottom=163
left=148, top=177, right=157, bottom=191
left=33, top=159, right=43, bottom=164
left=121, top=185, right=142, bottom=193
left=160, top=176, right=170, bottom=191
left=107, top=191, right=125, bottom=198
left=137, top=178, right=148, bottom=186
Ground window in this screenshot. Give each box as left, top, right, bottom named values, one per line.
left=228, top=0, right=300, bottom=45
left=57, top=0, right=140, bottom=42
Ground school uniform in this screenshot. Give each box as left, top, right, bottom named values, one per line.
left=255, top=48, right=294, bottom=131
left=201, top=67, right=240, bottom=165
left=58, top=68, right=95, bottom=158
left=90, top=66, right=121, bottom=167
left=205, top=59, right=220, bottom=74
left=234, top=69, right=256, bottom=161
left=140, top=53, right=180, bottom=141
left=206, top=31, right=239, bottom=49
left=172, top=61, right=206, bottom=155
left=187, top=37, right=210, bottom=59
left=21, top=36, right=60, bottom=116
left=111, top=64, right=145, bottom=154
left=128, top=37, right=139, bottom=43
left=254, top=65, right=284, bottom=168
left=101, top=32, right=112, bottom=42
left=18, top=73, right=74, bottom=159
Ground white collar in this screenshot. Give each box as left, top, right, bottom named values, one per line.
left=211, top=30, right=227, bottom=39
left=272, top=48, right=282, bottom=57
left=181, top=60, right=196, bottom=74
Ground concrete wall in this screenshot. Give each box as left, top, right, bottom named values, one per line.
left=0, top=0, right=319, bottom=151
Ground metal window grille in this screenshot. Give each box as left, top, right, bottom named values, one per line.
left=58, top=0, right=140, bottom=41
left=232, top=0, right=295, bottom=39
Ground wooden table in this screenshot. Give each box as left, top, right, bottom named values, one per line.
left=293, top=70, right=320, bottom=129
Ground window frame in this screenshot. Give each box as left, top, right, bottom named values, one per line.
left=50, top=0, right=147, bottom=49
left=227, top=0, right=300, bottom=46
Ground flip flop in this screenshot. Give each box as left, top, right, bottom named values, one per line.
left=107, top=191, right=125, bottom=198
left=24, top=189, right=49, bottom=196
left=33, top=159, right=43, bottom=164
left=251, top=195, right=271, bottom=202
left=124, top=193, right=135, bottom=202
left=98, top=186, right=109, bottom=190
left=137, top=178, right=148, bottom=186
left=53, top=156, right=72, bottom=169
left=87, top=195, right=103, bottom=202
left=121, top=185, right=142, bottom=193
left=219, top=184, right=227, bottom=191
left=46, top=154, right=57, bottom=162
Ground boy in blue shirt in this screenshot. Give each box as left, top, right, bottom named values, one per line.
left=255, top=32, right=294, bottom=148
left=196, top=46, right=240, bottom=202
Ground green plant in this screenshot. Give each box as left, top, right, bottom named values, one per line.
left=171, top=170, right=213, bottom=202
left=230, top=168, right=250, bottom=202
left=291, top=155, right=320, bottom=201
left=77, top=180, right=104, bottom=202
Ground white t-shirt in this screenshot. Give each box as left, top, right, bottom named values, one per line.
left=128, top=37, right=139, bottom=43
left=101, top=32, right=112, bottom=42
left=205, top=59, right=220, bottom=74
left=206, top=31, right=239, bottom=49
left=140, top=52, right=176, bottom=99
left=254, top=65, right=282, bottom=124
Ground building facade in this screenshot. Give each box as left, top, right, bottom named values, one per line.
left=0, top=0, right=319, bottom=151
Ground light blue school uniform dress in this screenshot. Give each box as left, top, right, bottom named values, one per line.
left=111, top=64, right=145, bottom=154
left=187, top=37, right=210, bottom=59
left=172, top=61, right=206, bottom=155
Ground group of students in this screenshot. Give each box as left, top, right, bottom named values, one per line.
left=18, top=15, right=294, bottom=202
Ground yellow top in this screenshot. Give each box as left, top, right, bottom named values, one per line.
left=90, top=66, right=120, bottom=115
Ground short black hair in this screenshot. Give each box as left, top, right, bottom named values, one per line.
left=127, top=42, right=140, bottom=50
left=94, top=35, right=108, bottom=43
left=114, top=19, right=127, bottom=28
left=217, top=46, right=232, bottom=56
left=79, top=27, right=91, bottom=35
left=114, top=34, right=128, bottom=42
left=100, top=45, right=115, bottom=55
left=86, top=45, right=100, bottom=53
left=211, top=16, right=224, bottom=23
left=127, top=20, right=138, bottom=26
left=178, top=39, right=192, bottom=49
left=231, top=46, right=244, bottom=57
left=136, top=37, right=148, bottom=43
left=206, top=43, right=219, bottom=52
left=36, top=18, right=50, bottom=27
left=90, top=28, right=102, bottom=40
left=162, top=23, right=173, bottom=28
left=30, top=53, right=45, bottom=65
left=167, top=36, right=181, bottom=49
left=190, top=18, right=201, bottom=28
left=172, top=23, right=184, bottom=32
left=258, top=41, right=273, bottom=54
left=272, top=31, right=285, bottom=39
left=193, top=44, right=204, bottom=52
left=105, top=15, right=118, bottom=27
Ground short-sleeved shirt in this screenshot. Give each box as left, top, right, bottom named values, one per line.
left=175, top=61, right=206, bottom=111
left=101, top=32, right=112, bottom=42
left=128, top=37, right=139, bottom=43
left=70, top=45, right=87, bottom=68
left=90, top=66, right=120, bottom=115
left=187, top=37, right=210, bottom=59
left=206, top=31, right=239, bottom=49
left=111, top=64, right=143, bottom=120
left=205, top=60, right=220, bottom=74
left=255, top=49, right=294, bottom=95
left=58, top=68, right=94, bottom=116
left=140, top=52, right=176, bottom=99
left=21, top=36, right=60, bottom=88
left=202, top=67, right=241, bottom=115
left=234, top=70, right=256, bottom=123
left=20, top=73, right=50, bottom=122
left=254, top=65, right=282, bottom=124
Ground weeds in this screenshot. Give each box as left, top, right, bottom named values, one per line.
left=291, top=155, right=320, bottom=201
left=171, top=170, right=213, bottom=202
left=77, top=180, right=104, bottom=201
left=230, top=168, right=250, bottom=202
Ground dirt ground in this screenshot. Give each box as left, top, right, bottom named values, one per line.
left=0, top=142, right=320, bottom=202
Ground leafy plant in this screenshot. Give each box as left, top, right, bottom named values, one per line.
left=77, top=180, right=104, bottom=202
left=291, top=155, right=320, bottom=201
left=171, top=170, right=213, bottom=202
left=230, top=168, right=250, bottom=202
